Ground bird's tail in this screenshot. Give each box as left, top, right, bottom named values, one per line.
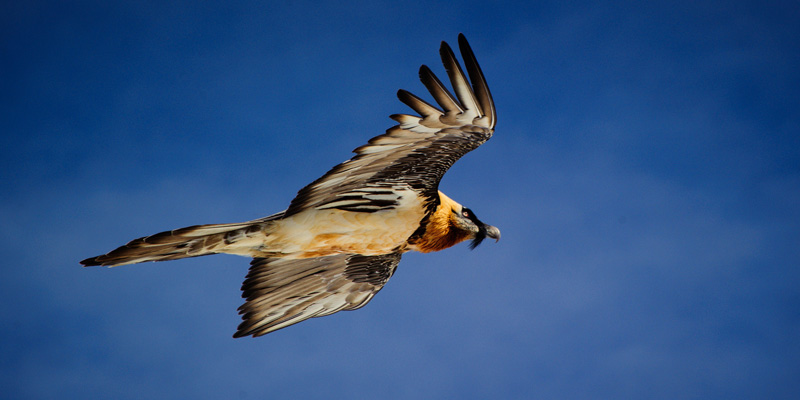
left=81, top=218, right=275, bottom=267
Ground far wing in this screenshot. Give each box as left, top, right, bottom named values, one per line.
left=234, top=253, right=402, bottom=337
left=285, top=34, right=495, bottom=216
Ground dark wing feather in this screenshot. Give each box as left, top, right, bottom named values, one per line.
left=457, top=34, right=496, bottom=129
left=284, top=34, right=495, bottom=216
left=234, top=253, right=401, bottom=337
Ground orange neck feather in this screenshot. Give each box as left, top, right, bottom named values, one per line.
left=408, top=192, right=469, bottom=253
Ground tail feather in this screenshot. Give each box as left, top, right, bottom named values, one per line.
left=81, top=220, right=270, bottom=267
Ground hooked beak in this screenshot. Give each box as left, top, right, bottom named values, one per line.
left=469, top=223, right=501, bottom=250
left=484, top=224, right=501, bottom=242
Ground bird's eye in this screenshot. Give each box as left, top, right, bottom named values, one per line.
left=462, top=210, right=470, bottom=218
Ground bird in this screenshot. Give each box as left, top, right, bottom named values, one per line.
left=81, top=34, right=499, bottom=337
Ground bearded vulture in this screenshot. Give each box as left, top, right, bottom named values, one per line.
left=81, top=34, right=500, bottom=337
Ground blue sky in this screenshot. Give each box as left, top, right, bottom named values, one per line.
left=2, top=1, right=798, bottom=398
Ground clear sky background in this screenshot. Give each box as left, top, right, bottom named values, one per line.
left=2, top=1, right=798, bottom=399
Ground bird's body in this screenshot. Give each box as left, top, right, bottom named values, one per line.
left=263, top=185, right=428, bottom=258
left=82, top=34, right=500, bottom=337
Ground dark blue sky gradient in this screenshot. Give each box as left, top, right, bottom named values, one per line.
left=2, top=1, right=799, bottom=398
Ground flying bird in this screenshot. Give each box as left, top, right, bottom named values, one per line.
left=81, top=34, right=499, bottom=337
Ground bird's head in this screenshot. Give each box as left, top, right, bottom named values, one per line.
left=449, top=205, right=501, bottom=249
left=409, top=191, right=500, bottom=253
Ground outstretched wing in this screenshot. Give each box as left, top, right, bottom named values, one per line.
left=234, top=253, right=402, bottom=337
left=285, top=34, right=495, bottom=217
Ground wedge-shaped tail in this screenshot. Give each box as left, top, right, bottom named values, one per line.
left=81, top=216, right=278, bottom=267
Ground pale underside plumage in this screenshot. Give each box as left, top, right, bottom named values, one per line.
left=81, top=34, right=496, bottom=337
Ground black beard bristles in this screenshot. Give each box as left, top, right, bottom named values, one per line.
left=468, top=227, right=487, bottom=250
